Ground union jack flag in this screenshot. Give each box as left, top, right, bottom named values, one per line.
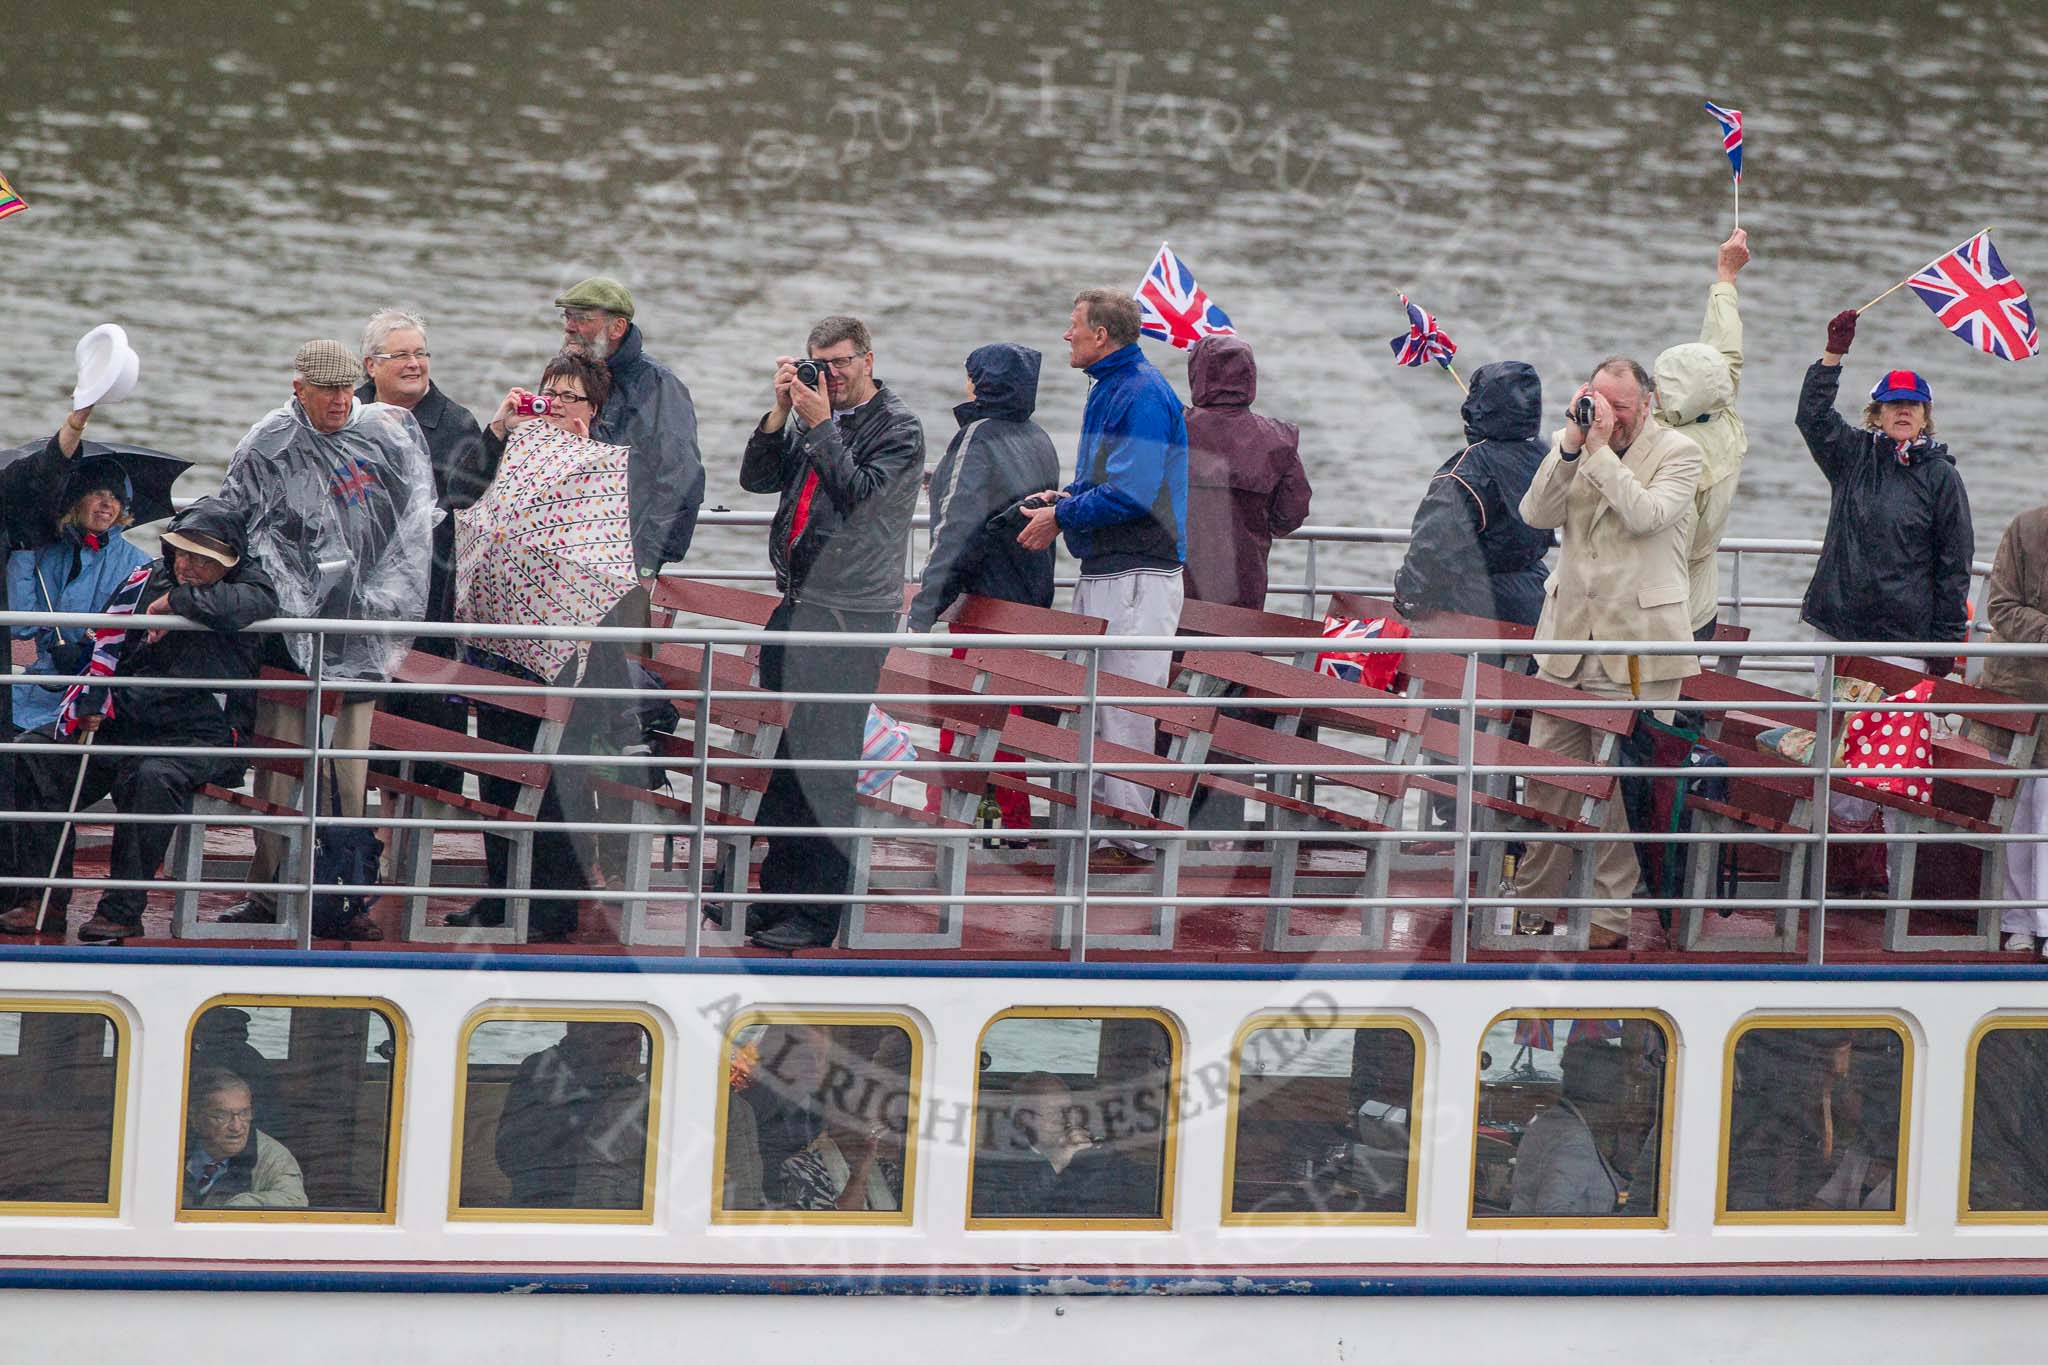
left=56, top=564, right=150, bottom=736
left=1702, top=101, right=1742, bottom=180
left=1313, top=614, right=1410, bottom=691
left=1906, top=230, right=2041, bottom=362
left=1512, top=1017, right=1555, bottom=1051
left=1566, top=1017, right=1624, bottom=1045
left=1134, top=242, right=1236, bottom=350
left=329, top=455, right=383, bottom=508
left=1389, top=294, right=1456, bottom=368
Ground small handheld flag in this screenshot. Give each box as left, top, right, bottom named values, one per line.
left=1389, top=293, right=1464, bottom=393
left=1702, top=102, right=1742, bottom=179
left=1703, top=101, right=1742, bottom=227
left=1134, top=242, right=1235, bottom=351
left=1904, top=230, right=2040, bottom=361
left=0, top=170, right=27, bottom=223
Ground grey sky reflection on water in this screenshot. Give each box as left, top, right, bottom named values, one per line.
left=6, top=1, right=2046, bottom=604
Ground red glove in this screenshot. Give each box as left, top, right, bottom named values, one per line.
left=1826, top=309, right=1859, bottom=355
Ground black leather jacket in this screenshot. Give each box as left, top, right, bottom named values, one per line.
left=740, top=382, right=924, bottom=614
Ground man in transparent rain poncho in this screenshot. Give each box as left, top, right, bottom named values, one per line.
left=216, top=340, right=434, bottom=938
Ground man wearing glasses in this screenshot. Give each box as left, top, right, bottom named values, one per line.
left=737, top=315, right=924, bottom=950
left=554, top=276, right=706, bottom=586
left=183, top=1068, right=307, bottom=1209
left=354, top=308, right=489, bottom=793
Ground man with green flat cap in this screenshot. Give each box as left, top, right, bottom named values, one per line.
left=550, top=276, right=706, bottom=582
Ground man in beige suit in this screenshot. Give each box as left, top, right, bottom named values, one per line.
left=1515, top=357, right=1703, bottom=947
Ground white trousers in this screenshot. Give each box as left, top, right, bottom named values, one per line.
left=2002, top=778, right=2048, bottom=937
left=1071, top=568, right=1184, bottom=852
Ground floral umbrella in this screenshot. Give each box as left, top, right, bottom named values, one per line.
left=455, top=422, right=634, bottom=681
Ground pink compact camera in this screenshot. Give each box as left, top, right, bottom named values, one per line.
left=516, top=393, right=554, bottom=416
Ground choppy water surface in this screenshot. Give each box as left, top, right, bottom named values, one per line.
left=7, top=0, right=2046, bottom=610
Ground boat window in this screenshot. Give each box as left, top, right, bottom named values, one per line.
left=180, top=997, right=405, bottom=1222
left=1961, top=1021, right=2048, bottom=1220
left=1224, top=1016, right=1420, bottom=1223
left=713, top=1012, right=921, bottom=1224
left=452, top=1009, right=661, bottom=1222
left=968, top=1008, right=1178, bottom=1229
left=1471, top=1012, right=1674, bottom=1226
left=0, top=1002, right=128, bottom=1216
left=1719, top=1018, right=1910, bottom=1223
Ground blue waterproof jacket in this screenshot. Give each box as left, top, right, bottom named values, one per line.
left=7, top=463, right=152, bottom=732
left=1055, top=343, right=1188, bottom=575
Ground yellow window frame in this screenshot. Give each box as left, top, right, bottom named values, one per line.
left=177, top=993, right=408, bottom=1226
left=1220, top=1011, right=1424, bottom=1227
left=1715, top=1012, right=1913, bottom=1227
left=1467, top=1008, right=1678, bottom=1230
left=965, top=1005, right=1182, bottom=1233
left=1957, top=1014, right=2048, bottom=1225
left=0, top=996, right=132, bottom=1219
left=710, top=1008, right=925, bottom=1227
left=448, top=1005, right=665, bottom=1225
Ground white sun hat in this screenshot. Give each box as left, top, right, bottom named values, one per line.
left=72, top=323, right=141, bottom=409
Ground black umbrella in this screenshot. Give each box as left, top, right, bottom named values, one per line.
left=0, top=437, right=194, bottom=527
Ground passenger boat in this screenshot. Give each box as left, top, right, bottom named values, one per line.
left=2, top=521, right=2044, bottom=1362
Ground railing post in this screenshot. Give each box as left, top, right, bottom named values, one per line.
left=1809, top=641, right=1835, bottom=966
left=294, top=633, right=325, bottom=951
left=1451, top=649, right=1476, bottom=964
left=1071, top=646, right=1100, bottom=964
left=685, top=641, right=714, bottom=956
left=1301, top=537, right=1319, bottom=619
left=1728, top=548, right=1743, bottom=631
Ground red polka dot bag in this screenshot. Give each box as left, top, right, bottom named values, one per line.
left=1839, top=677, right=1939, bottom=801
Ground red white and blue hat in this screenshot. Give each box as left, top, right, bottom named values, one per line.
left=1870, top=369, right=1932, bottom=403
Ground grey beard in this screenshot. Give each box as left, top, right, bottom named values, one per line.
left=569, top=331, right=616, bottom=363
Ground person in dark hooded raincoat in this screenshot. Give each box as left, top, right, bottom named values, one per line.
left=1181, top=335, right=1313, bottom=611
left=1, top=499, right=278, bottom=940
left=906, top=343, right=1061, bottom=633
left=1392, top=361, right=1553, bottom=627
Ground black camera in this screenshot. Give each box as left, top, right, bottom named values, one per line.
left=794, top=358, right=826, bottom=389
left=1570, top=394, right=1597, bottom=428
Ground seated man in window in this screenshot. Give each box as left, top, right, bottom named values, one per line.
left=494, top=1022, right=649, bottom=1209
left=183, top=1067, right=307, bottom=1210
left=973, top=1071, right=1151, bottom=1219
left=1507, top=1039, right=1629, bottom=1216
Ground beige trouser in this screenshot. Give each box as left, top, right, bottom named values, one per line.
left=245, top=696, right=374, bottom=906
left=1513, top=659, right=1682, bottom=935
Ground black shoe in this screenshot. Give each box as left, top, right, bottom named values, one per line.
left=747, top=919, right=836, bottom=951
left=219, top=899, right=278, bottom=925
left=445, top=902, right=506, bottom=929
left=315, top=913, right=384, bottom=942
left=527, top=922, right=577, bottom=944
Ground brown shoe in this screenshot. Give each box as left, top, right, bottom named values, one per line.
left=320, top=913, right=383, bottom=942
left=1091, top=846, right=1156, bottom=872
left=76, top=915, right=141, bottom=943
left=0, top=906, right=50, bottom=935
left=1587, top=924, right=1629, bottom=951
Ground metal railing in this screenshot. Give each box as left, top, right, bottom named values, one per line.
left=679, top=511, right=1998, bottom=641
left=2, top=606, right=2043, bottom=964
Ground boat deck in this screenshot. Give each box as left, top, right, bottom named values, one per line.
left=17, top=823, right=2007, bottom=964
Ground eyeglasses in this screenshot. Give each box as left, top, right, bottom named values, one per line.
left=538, top=388, right=593, bottom=405
left=370, top=350, right=431, bottom=363
left=561, top=308, right=611, bottom=326
left=809, top=352, right=869, bottom=373
left=199, top=1108, right=253, bottom=1126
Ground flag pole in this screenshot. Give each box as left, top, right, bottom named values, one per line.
left=1444, top=362, right=1469, bottom=396
left=1859, top=225, right=1996, bottom=314
left=33, top=729, right=97, bottom=934
left=1733, top=178, right=1740, bottom=231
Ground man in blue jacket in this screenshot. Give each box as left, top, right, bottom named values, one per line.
left=1019, top=290, right=1189, bottom=857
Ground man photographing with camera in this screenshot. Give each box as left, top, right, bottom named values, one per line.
left=1511, top=356, right=1702, bottom=950
left=737, top=316, right=923, bottom=950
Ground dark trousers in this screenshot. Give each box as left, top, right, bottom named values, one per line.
left=14, top=730, right=240, bottom=925
left=473, top=702, right=588, bottom=936
left=751, top=599, right=893, bottom=939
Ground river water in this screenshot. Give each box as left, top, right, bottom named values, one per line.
left=6, top=0, right=2046, bottom=614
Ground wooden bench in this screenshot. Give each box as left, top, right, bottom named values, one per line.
left=944, top=644, right=1219, bottom=951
